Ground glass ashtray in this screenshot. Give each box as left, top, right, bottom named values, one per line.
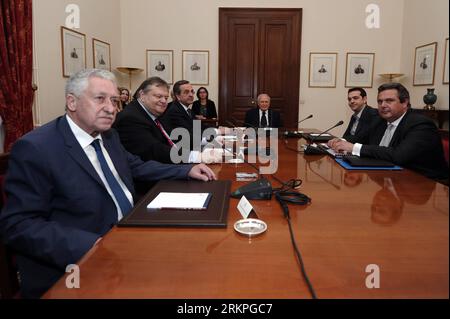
left=234, top=218, right=267, bottom=236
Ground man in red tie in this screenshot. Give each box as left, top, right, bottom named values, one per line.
left=114, top=77, right=222, bottom=164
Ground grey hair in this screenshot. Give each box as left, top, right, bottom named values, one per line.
left=65, top=69, right=117, bottom=97
left=257, top=93, right=271, bottom=103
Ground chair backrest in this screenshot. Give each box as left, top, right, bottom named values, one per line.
left=439, top=129, right=449, bottom=165
left=0, top=153, right=20, bottom=299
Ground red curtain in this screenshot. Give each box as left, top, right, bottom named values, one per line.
left=0, top=0, right=34, bottom=153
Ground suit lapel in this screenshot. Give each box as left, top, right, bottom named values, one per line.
left=58, top=116, right=105, bottom=188
left=372, top=120, right=388, bottom=145
left=389, top=110, right=410, bottom=146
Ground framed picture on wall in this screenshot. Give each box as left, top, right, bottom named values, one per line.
left=413, top=42, right=437, bottom=86
left=345, top=53, right=375, bottom=88
left=443, top=38, right=449, bottom=84
left=308, top=52, right=337, bottom=88
left=92, top=38, right=111, bottom=71
left=61, top=26, right=86, bottom=78
left=182, top=50, right=209, bottom=85
left=146, top=50, right=173, bottom=84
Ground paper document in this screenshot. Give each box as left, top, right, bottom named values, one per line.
left=147, top=192, right=212, bottom=210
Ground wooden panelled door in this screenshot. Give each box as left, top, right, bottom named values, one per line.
left=219, top=8, right=302, bottom=128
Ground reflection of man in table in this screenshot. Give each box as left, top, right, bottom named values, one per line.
left=370, top=173, right=436, bottom=226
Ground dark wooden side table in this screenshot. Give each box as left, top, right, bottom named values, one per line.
left=412, top=109, right=449, bottom=129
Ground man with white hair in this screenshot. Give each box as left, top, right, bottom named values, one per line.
left=0, top=69, right=216, bottom=298
left=244, top=93, right=282, bottom=128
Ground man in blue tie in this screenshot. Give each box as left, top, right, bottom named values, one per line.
left=0, top=69, right=216, bottom=298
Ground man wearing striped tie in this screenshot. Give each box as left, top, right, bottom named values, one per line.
left=328, top=83, right=448, bottom=182
left=0, top=69, right=217, bottom=298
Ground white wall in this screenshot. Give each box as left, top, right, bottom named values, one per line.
left=120, top=0, right=405, bottom=135
left=401, top=0, right=449, bottom=113
left=32, top=0, right=449, bottom=135
left=33, top=0, right=122, bottom=124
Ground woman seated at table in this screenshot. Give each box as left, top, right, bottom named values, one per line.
left=192, top=87, right=217, bottom=120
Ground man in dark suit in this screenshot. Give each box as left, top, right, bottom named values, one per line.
left=0, top=69, right=216, bottom=298
left=114, top=77, right=223, bottom=165
left=328, top=83, right=448, bottom=182
left=114, top=77, right=175, bottom=163
left=244, top=94, right=282, bottom=128
left=160, top=80, right=196, bottom=148
left=341, top=87, right=379, bottom=143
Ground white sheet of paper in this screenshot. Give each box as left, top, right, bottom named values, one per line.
left=147, top=192, right=210, bottom=210
left=237, top=195, right=253, bottom=219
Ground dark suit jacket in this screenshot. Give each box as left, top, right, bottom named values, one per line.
left=114, top=99, right=177, bottom=164
left=358, top=109, right=448, bottom=181
left=342, top=105, right=379, bottom=143
left=192, top=100, right=217, bottom=119
left=160, top=101, right=197, bottom=150
left=0, top=115, right=192, bottom=298
left=244, top=108, right=283, bottom=128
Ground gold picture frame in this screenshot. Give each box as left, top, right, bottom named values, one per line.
left=345, top=52, right=375, bottom=88
left=146, top=50, right=173, bottom=84
left=182, top=50, right=209, bottom=85
left=308, top=52, right=337, bottom=88
left=60, top=26, right=86, bottom=78
left=413, top=42, right=437, bottom=86
left=92, top=38, right=111, bottom=71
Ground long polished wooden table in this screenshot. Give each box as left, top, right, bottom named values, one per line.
left=43, top=137, right=449, bottom=299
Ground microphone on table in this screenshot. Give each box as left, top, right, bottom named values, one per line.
left=284, top=114, right=313, bottom=137
left=303, top=120, right=344, bottom=155
left=298, top=114, right=313, bottom=125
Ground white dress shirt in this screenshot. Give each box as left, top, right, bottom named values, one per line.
left=352, top=111, right=407, bottom=156
left=66, top=115, right=133, bottom=221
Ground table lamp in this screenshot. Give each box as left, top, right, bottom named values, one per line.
left=116, top=67, right=144, bottom=90
left=379, top=73, right=404, bottom=83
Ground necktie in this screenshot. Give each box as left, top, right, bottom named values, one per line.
left=91, top=139, right=133, bottom=217
left=379, top=124, right=395, bottom=147
left=187, top=108, right=193, bottom=119
left=350, top=115, right=359, bottom=135
left=155, top=119, right=175, bottom=147
left=260, top=111, right=268, bottom=127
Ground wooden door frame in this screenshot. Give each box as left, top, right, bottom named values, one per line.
left=219, top=8, right=302, bottom=128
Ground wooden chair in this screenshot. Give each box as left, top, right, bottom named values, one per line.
left=0, top=153, right=20, bottom=299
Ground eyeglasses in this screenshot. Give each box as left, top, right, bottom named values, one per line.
left=90, top=94, right=121, bottom=107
